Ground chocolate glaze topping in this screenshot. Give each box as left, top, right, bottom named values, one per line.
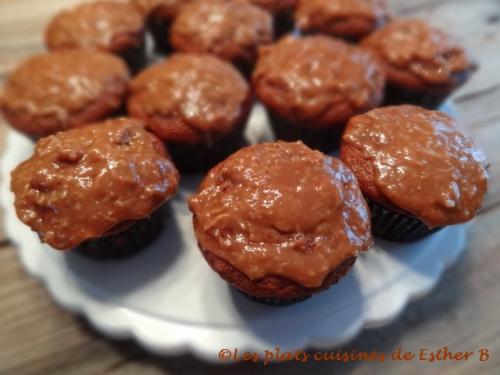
left=170, top=0, right=273, bottom=66
left=0, top=50, right=129, bottom=136
left=189, top=142, right=372, bottom=288
left=128, top=53, right=249, bottom=141
left=296, top=0, right=389, bottom=35
left=131, top=0, right=191, bottom=17
left=46, top=1, right=143, bottom=52
left=362, top=19, right=474, bottom=87
left=245, top=0, right=297, bottom=13
left=252, top=35, right=384, bottom=128
left=11, top=118, right=179, bottom=250
left=343, top=105, right=488, bottom=227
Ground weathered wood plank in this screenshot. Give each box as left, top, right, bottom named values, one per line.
left=0, top=0, right=499, bottom=374
left=2, top=207, right=500, bottom=375
left=0, top=124, right=8, bottom=244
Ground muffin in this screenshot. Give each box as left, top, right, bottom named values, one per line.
left=189, top=141, right=372, bottom=305
left=244, top=0, right=297, bottom=37
left=45, top=0, right=145, bottom=71
left=252, top=35, right=385, bottom=152
left=0, top=50, right=129, bottom=139
left=130, top=0, right=197, bottom=52
left=340, top=105, right=489, bottom=242
left=295, top=0, right=390, bottom=41
left=10, top=118, right=179, bottom=259
left=361, top=19, right=476, bottom=109
left=170, top=0, right=273, bottom=75
left=128, top=53, right=252, bottom=173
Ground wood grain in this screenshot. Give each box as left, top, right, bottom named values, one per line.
left=1, top=0, right=500, bottom=374
left=0, top=123, right=8, bottom=245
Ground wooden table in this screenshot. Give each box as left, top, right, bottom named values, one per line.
left=1, top=1, right=499, bottom=374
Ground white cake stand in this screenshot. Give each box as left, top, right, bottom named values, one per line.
left=0, top=104, right=468, bottom=362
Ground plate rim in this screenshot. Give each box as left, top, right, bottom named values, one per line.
left=0, top=128, right=468, bottom=363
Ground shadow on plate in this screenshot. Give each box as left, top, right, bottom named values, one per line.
left=64, top=203, right=183, bottom=297
left=224, top=270, right=364, bottom=349
left=73, top=249, right=469, bottom=374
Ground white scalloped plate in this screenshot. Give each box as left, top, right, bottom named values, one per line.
left=0, top=103, right=469, bottom=362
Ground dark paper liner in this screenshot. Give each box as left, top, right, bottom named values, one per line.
left=235, top=258, right=357, bottom=306
left=269, top=112, right=344, bottom=153
left=74, top=207, right=166, bottom=260
left=274, top=9, right=295, bottom=38
left=167, top=132, right=248, bottom=174
left=148, top=16, right=172, bottom=53
left=238, top=290, right=312, bottom=306
left=383, top=84, right=451, bottom=110
left=299, top=29, right=359, bottom=44
left=383, top=70, right=473, bottom=110
left=368, top=200, right=443, bottom=242
left=120, top=38, right=147, bottom=74
left=234, top=61, right=256, bottom=81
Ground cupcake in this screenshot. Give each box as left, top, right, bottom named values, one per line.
left=128, top=53, right=252, bottom=173
left=130, top=0, right=196, bottom=52
left=189, top=141, right=372, bottom=305
left=361, top=19, right=476, bottom=109
left=340, top=105, right=489, bottom=242
left=295, top=0, right=390, bottom=41
left=244, top=0, right=297, bottom=37
left=10, top=118, right=179, bottom=259
left=45, top=0, right=145, bottom=71
left=0, top=50, right=129, bottom=139
left=252, top=35, right=385, bottom=152
left=170, top=0, right=273, bottom=75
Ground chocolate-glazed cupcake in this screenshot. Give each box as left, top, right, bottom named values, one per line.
left=295, top=0, right=390, bottom=41
left=244, top=0, right=297, bottom=37
left=45, top=1, right=145, bottom=71
left=170, top=0, right=273, bottom=75
left=361, top=19, right=476, bottom=109
left=0, top=50, right=129, bottom=139
left=189, top=141, right=372, bottom=305
left=252, top=35, right=384, bottom=152
left=130, top=0, right=196, bottom=52
left=10, top=118, right=179, bottom=259
left=128, top=53, right=252, bottom=173
left=340, top=105, right=489, bottom=242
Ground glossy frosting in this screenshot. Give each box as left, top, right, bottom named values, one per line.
left=128, top=53, right=249, bottom=141
left=245, top=0, right=297, bottom=13
left=46, top=1, right=144, bottom=52
left=189, top=142, right=372, bottom=288
left=130, top=0, right=192, bottom=17
left=252, top=35, right=384, bottom=127
left=343, top=105, right=489, bottom=227
left=11, top=118, right=179, bottom=250
left=0, top=50, right=129, bottom=136
left=295, top=0, right=389, bottom=35
left=362, top=19, right=474, bottom=86
left=170, top=0, right=272, bottom=65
